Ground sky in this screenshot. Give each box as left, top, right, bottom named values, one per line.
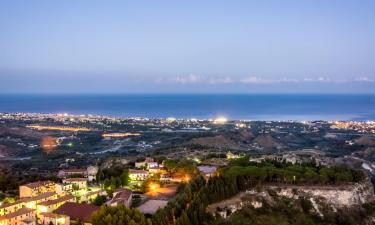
left=0, top=0, right=374, bottom=94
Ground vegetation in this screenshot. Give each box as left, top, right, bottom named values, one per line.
left=0, top=168, right=19, bottom=193
left=92, top=195, right=107, bottom=206
left=98, top=166, right=130, bottom=195
left=91, top=205, right=152, bottom=225
left=163, top=159, right=199, bottom=177
left=152, top=162, right=366, bottom=225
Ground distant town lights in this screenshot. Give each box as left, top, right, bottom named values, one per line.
left=213, top=117, right=228, bottom=124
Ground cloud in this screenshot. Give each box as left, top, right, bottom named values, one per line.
left=355, top=76, right=374, bottom=82
left=154, top=74, right=375, bottom=85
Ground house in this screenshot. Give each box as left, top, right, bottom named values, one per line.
left=148, top=166, right=161, bottom=174
left=62, top=178, right=87, bottom=190
left=80, top=189, right=106, bottom=203
left=0, top=192, right=56, bottom=216
left=39, top=212, right=69, bottom=225
left=86, top=166, right=99, bottom=182
left=226, top=151, right=240, bottom=159
left=19, top=181, right=56, bottom=198
left=106, top=188, right=132, bottom=208
left=135, top=158, right=158, bottom=169
left=0, top=208, right=36, bottom=225
left=58, top=166, right=99, bottom=182
left=198, top=166, right=217, bottom=179
left=55, top=202, right=100, bottom=225
left=0, top=199, right=28, bottom=216
left=129, top=169, right=149, bottom=181
left=24, top=192, right=58, bottom=210
left=58, top=169, right=87, bottom=179
left=37, top=195, right=75, bottom=214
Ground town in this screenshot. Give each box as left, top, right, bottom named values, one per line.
left=1, top=113, right=375, bottom=224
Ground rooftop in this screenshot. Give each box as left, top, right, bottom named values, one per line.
left=107, top=189, right=132, bottom=205
left=129, top=169, right=149, bottom=174
left=22, top=180, right=54, bottom=189
left=63, top=178, right=87, bottom=182
left=38, top=195, right=74, bottom=206
left=0, top=208, right=35, bottom=220
left=55, top=202, right=99, bottom=223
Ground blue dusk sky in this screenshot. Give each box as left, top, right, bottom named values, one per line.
left=0, top=0, right=374, bottom=94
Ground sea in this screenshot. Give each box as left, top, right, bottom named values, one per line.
left=0, top=94, right=375, bottom=121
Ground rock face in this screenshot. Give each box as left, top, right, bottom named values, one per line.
left=100, top=157, right=129, bottom=169
left=273, top=179, right=374, bottom=207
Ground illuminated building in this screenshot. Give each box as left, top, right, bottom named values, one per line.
left=106, top=189, right=133, bottom=208
left=62, top=178, right=87, bottom=190
left=39, top=212, right=69, bottom=225
left=19, top=181, right=56, bottom=198
left=37, top=195, right=75, bottom=214
left=135, top=157, right=158, bottom=169
left=0, top=208, right=36, bottom=225
left=129, top=169, right=149, bottom=181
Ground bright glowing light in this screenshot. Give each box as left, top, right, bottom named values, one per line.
left=148, top=182, right=160, bottom=192
left=41, top=136, right=58, bottom=153
left=102, top=132, right=141, bottom=138
left=184, top=176, right=190, bottom=182
left=213, top=117, right=228, bottom=124
left=27, top=125, right=91, bottom=132
left=166, top=117, right=176, bottom=122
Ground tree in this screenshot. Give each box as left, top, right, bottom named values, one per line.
left=120, top=170, right=129, bottom=186
left=92, top=205, right=152, bottom=225
left=92, top=195, right=107, bottom=206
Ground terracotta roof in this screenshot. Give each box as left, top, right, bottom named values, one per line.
left=129, top=169, right=149, bottom=174
left=0, top=208, right=35, bottom=220
left=38, top=195, right=74, bottom=206
left=40, top=212, right=69, bottom=219
left=0, top=198, right=28, bottom=209
left=63, top=178, right=87, bottom=182
left=29, top=192, right=56, bottom=202
left=55, top=202, right=99, bottom=223
left=22, top=180, right=54, bottom=189
left=107, top=188, right=132, bottom=206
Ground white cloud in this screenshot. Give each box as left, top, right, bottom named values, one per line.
left=154, top=74, right=375, bottom=85
left=355, top=76, right=374, bottom=82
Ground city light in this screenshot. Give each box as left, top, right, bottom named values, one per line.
left=102, top=132, right=141, bottom=138
left=213, top=117, right=228, bottom=124
left=27, top=125, right=91, bottom=132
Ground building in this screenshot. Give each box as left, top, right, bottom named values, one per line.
left=37, top=195, right=75, bottom=214
left=135, top=158, right=158, bottom=169
left=58, top=166, right=98, bottom=182
left=0, top=192, right=57, bottom=216
left=19, top=181, right=56, bottom=198
left=62, top=178, right=87, bottom=190
left=55, top=202, right=99, bottom=225
left=58, top=169, right=87, bottom=179
left=106, top=188, right=132, bottom=208
left=226, top=151, right=240, bottom=159
left=148, top=166, right=161, bottom=174
left=80, top=189, right=106, bottom=203
left=0, top=208, right=36, bottom=225
left=198, top=166, right=217, bottom=179
left=86, top=166, right=99, bottom=182
left=39, top=212, right=69, bottom=225
left=129, top=169, right=149, bottom=181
